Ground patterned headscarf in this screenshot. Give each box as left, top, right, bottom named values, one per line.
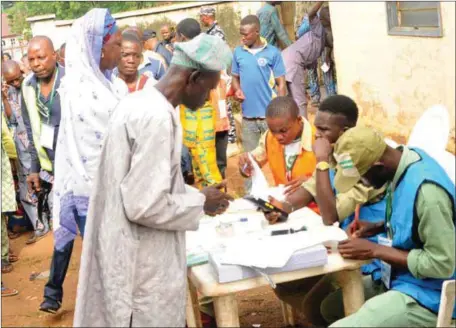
left=102, top=12, right=118, bottom=45
left=171, top=33, right=232, bottom=72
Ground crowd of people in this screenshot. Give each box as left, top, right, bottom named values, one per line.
left=1, top=2, right=455, bottom=328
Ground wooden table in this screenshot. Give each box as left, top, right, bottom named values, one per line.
left=186, top=253, right=368, bottom=327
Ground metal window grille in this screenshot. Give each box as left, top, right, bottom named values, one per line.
left=386, top=1, right=443, bottom=37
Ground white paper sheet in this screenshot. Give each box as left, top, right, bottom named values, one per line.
left=321, top=62, right=330, bottom=73
left=220, top=225, right=348, bottom=268
left=248, top=153, right=286, bottom=201
left=226, top=198, right=258, bottom=212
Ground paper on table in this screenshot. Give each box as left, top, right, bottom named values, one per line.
left=220, top=225, right=348, bottom=268
left=226, top=198, right=258, bottom=212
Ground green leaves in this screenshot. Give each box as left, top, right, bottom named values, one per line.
left=5, top=1, right=159, bottom=36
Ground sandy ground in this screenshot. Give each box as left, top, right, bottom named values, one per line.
left=1, top=152, right=313, bottom=328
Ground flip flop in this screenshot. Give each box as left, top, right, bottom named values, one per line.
left=7, top=231, right=21, bottom=239
left=1, top=287, right=19, bottom=297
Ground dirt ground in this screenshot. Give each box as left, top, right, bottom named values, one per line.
left=1, top=153, right=313, bottom=328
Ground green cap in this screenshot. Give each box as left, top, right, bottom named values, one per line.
left=333, top=126, right=387, bottom=193
left=171, top=33, right=232, bottom=72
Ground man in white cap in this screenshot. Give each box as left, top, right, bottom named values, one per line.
left=73, top=33, right=234, bottom=327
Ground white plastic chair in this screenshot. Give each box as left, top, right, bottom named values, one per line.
left=407, top=105, right=455, bottom=184
left=408, top=105, right=450, bottom=157
left=437, top=280, right=456, bottom=327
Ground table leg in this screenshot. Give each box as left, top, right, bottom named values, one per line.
left=186, top=279, right=203, bottom=328
left=280, top=300, right=296, bottom=326
left=334, top=269, right=365, bottom=316
left=213, top=294, right=240, bottom=327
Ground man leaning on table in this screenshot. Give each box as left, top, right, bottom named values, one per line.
left=326, top=126, right=455, bottom=327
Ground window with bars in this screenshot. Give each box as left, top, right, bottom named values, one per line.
left=386, top=1, right=443, bottom=37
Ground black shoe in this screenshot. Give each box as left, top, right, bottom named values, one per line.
left=39, top=299, right=61, bottom=314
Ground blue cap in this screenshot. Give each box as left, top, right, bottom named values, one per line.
left=240, top=218, right=248, bottom=222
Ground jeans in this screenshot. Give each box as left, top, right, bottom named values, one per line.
left=181, top=145, right=192, bottom=175
left=215, top=131, right=229, bottom=178
left=43, top=213, right=86, bottom=304
left=241, top=118, right=269, bottom=192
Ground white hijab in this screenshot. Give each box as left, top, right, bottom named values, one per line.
left=52, top=8, right=121, bottom=250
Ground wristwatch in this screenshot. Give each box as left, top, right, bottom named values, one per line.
left=316, top=161, right=330, bottom=171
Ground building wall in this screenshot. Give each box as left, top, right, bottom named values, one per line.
left=1, top=36, right=28, bottom=60
left=329, top=1, right=455, bottom=153
left=28, top=1, right=263, bottom=49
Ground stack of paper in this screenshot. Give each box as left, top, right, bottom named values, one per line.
left=209, top=244, right=328, bottom=283
left=219, top=226, right=347, bottom=269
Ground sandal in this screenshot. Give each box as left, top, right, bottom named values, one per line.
left=8, top=254, right=19, bottom=263
left=1, top=286, right=19, bottom=297
left=7, top=231, right=21, bottom=239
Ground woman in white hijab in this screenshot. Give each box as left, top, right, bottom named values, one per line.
left=39, top=8, right=122, bottom=314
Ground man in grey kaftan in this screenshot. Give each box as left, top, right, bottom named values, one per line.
left=74, top=33, right=233, bottom=327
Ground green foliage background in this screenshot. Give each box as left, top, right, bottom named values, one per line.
left=5, top=1, right=164, bottom=36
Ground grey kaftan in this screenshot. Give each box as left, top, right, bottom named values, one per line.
left=73, top=87, right=205, bottom=327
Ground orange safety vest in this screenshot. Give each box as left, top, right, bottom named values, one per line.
left=265, top=125, right=320, bottom=214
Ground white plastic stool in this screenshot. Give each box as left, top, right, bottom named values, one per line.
left=437, top=280, right=456, bottom=327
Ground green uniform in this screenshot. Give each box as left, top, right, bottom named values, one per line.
left=328, top=147, right=455, bottom=327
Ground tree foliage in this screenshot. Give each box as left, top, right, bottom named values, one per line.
left=5, top=1, right=163, bottom=35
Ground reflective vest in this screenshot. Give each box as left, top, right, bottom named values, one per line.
left=265, top=124, right=318, bottom=212
left=329, top=169, right=387, bottom=281
left=21, top=79, right=53, bottom=172
left=388, top=147, right=456, bottom=317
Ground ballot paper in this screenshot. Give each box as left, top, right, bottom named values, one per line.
left=210, top=244, right=328, bottom=283
left=226, top=198, right=258, bottom=212
left=248, top=153, right=286, bottom=201
left=220, top=225, right=348, bottom=269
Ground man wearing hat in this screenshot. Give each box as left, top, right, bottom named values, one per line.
left=321, top=126, right=455, bottom=327
left=200, top=6, right=226, bottom=41
left=142, top=29, right=172, bottom=67
left=73, top=34, right=234, bottom=327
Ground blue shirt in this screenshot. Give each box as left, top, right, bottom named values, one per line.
left=138, top=57, right=166, bottom=80
left=232, top=42, right=286, bottom=118
left=154, top=42, right=172, bottom=67
left=21, top=65, right=65, bottom=173
left=257, top=3, right=292, bottom=48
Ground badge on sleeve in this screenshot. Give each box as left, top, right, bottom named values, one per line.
left=40, top=124, right=55, bottom=150
left=378, top=236, right=393, bottom=289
